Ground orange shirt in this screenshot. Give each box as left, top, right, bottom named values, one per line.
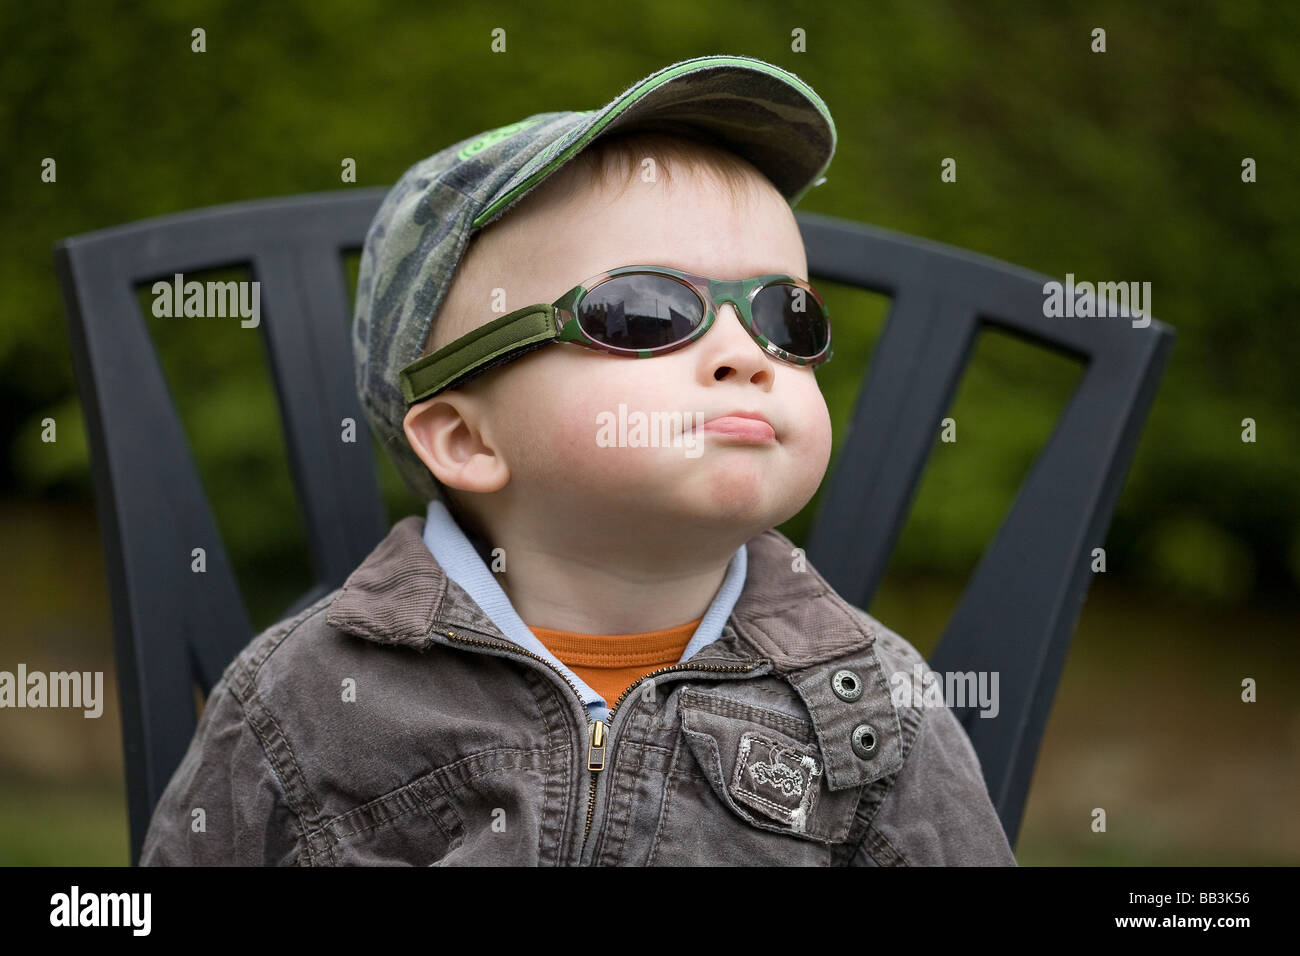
left=528, top=617, right=704, bottom=708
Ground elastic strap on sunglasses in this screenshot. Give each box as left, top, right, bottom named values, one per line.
left=400, top=304, right=559, bottom=403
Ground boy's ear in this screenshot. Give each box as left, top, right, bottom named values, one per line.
left=403, top=394, right=510, bottom=495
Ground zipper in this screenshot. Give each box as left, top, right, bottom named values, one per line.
left=439, top=626, right=761, bottom=862
left=581, top=658, right=759, bottom=858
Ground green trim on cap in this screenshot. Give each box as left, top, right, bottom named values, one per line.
left=399, top=304, right=560, bottom=402
left=471, top=55, right=836, bottom=230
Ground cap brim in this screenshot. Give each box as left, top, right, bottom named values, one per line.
left=472, top=54, right=835, bottom=231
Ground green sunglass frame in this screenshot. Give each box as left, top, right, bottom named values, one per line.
left=399, top=264, right=833, bottom=404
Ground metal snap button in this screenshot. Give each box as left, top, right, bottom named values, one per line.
left=831, top=669, right=863, bottom=702
left=851, top=723, right=879, bottom=759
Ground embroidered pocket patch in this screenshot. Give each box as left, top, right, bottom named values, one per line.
left=731, top=731, right=822, bottom=832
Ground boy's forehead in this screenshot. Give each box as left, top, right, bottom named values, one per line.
left=511, top=168, right=805, bottom=276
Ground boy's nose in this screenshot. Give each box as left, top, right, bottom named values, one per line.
left=702, top=301, right=775, bottom=376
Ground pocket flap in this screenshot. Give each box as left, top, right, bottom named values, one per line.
left=678, top=688, right=861, bottom=844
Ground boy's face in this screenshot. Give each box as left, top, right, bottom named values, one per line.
left=405, top=161, right=833, bottom=552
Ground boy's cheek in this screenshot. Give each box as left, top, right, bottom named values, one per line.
left=527, top=403, right=690, bottom=490
left=510, top=398, right=629, bottom=485
left=810, top=397, right=834, bottom=463
left=794, top=384, right=833, bottom=453
left=804, top=422, right=834, bottom=494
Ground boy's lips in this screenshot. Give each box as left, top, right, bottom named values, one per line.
left=698, top=410, right=776, bottom=442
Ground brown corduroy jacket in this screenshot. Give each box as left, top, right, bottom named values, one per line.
left=140, top=515, right=1017, bottom=866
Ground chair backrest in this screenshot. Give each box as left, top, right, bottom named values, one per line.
left=800, top=211, right=1173, bottom=847
left=56, top=193, right=1171, bottom=864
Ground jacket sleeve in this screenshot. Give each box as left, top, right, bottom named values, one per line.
left=138, top=674, right=304, bottom=866
left=850, top=697, right=1018, bottom=866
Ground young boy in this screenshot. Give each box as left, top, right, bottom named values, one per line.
left=140, top=54, right=1016, bottom=866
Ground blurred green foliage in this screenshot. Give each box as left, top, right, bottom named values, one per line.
left=2, top=0, right=1298, bottom=628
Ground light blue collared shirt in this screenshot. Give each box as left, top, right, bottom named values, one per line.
left=422, top=498, right=748, bottom=723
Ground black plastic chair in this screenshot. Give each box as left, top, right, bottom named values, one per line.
left=56, top=191, right=1172, bottom=864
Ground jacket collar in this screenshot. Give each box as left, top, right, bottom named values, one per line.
left=325, top=515, right=877, bottom=674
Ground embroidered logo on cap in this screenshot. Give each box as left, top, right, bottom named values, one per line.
left=456, top=116, right=548, bottom=162
left=732, top=731, right=821, bottom=832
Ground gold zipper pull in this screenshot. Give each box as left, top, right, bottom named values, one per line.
left=587, top=719, right=606, bottom=771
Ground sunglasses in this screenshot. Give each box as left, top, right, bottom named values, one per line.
left=399, top=265, right=833, bottom=403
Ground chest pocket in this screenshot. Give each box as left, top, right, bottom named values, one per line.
left=648, top=686, right=864, bottom=864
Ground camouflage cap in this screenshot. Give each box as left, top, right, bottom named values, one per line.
left=353, top=53, right=837, bottom=503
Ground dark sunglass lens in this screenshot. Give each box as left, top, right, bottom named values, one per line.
left=577, top=274, right=704, bottom=349
left=751, top=283, right=829, bottom=357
